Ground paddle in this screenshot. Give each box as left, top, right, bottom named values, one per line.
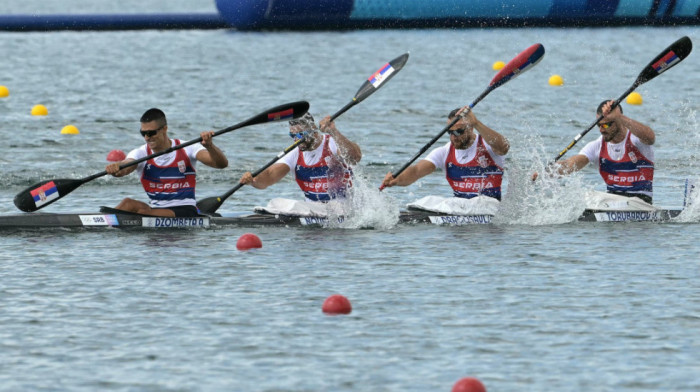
left=552, top=36, right=692, bottom=162
left=196, top=52, right=410, bottom=215
left=13, top=101, right=310, bottom=212
left=380, top=43, right=545, bottom=190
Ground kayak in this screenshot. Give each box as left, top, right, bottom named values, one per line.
left=0, top=206, right=684, bottom=230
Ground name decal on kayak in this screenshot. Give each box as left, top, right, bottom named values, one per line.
left=299, top=216, right=345, bottom=226
left=142, top=217, right=210, bottom=228
left=428, top=215, right=492, bottom=225
left=594, top=211, right=661, bottom=222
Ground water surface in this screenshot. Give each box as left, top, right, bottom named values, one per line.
left=1, top=23, right=699, bottom=391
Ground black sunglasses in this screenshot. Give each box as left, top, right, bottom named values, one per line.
left=140, top=125, right=164, bottom=137
left=447, top=128, right=467, bottom=136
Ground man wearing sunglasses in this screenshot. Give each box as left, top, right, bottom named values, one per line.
left=534, top=100, right=655, bottom=204
left=382, top=107, right=509, bottom=200
left=105, top=108, right=228, bottom=217
left=239, top=112, right=361, bottom=201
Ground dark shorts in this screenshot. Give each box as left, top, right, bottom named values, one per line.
left=154, top=205, right=201, bottom=217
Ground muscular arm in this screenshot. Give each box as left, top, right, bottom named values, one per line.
left=601, top=101, right=655, bottom=145
left=320, top=116, right=362, bottom=165
left=240, top=163, right=290, bottom=189
left=461, top=109, right=509, bottom=156
left=382, top=160, right=437, bottom=188
left=474, top=120, right=509, bottom=156
left=196, top=131, right=229, bottom=168
left=553, top=154, right=590, bottom=175
left=106, top=159, right=137, bottom=177
left=620, top=115, right=655, bottom=145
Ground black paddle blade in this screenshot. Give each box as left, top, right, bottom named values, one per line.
left=236, top=101, right=310, bottom=129
left=352, top=52, right=410, bottom=104
left=636, top=36, right=692, bottom=85
left=490, top=43, right=545, bottom=89
left=196, top=196, right=222, bottom=216
left=14, top=178, right=85, bottom=212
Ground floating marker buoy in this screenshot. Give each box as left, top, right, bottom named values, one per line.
left=452, top=377, right=486, bottom=392
left=322, top=294, right=352, bottom=315
left=0, top=85, right=9, bottom=98
left=548, top=74, right=564, bottom=86
left=106, top=149, right=126, bottom=162
left=626, top=91, right=643, bottom=105
left=60, top=125, right=80, bottom=135
left=236, top=233, right=262, bottom=250
left=492, top=61, right=505, bottom=71
left=31, top=104, right=48, bottom=116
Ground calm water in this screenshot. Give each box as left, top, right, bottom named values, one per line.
left=1, top=17, right=699, bottom=391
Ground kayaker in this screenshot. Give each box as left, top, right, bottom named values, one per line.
left=381, top=107, right=509, bottom=200
left=238, top=112, right=362, bottom=201
left=533, top=100, right=655, bottom=203
left=105, top=108, right=229, bottom=217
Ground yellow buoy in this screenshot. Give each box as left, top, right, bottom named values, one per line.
left=0, top=85, right=9, bottom=98
left=61, top=125, right=80, bottom=135
left=548, top=74, right=564, bottom=86
left=492, top=61, right=505, bottom=71
left=626, top=92, right=643, bottom=105
left=31, top=104, right=48, bottom=116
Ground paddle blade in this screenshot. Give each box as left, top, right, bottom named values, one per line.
left=236, top=101, right=310, bottom=129
left=489, top=43, right=545, bottom=89
left=352, top=52, right=410, bottom=104
left=636, top=36, right=692, bottom=85
left=196, top=196, right=223, bottom=216
left=14, top=178, right=85, bottom=212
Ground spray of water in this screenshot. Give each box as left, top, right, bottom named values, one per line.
left=669, top=101, right=700, bottom=222
left=667, top=101, right=699, bottom=223
left=327, top=165, right=400, bottom=229
left=496, top=133, right=589, bottom=225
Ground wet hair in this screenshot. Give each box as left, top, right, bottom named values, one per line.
left=448, top=107, right=462, bottom=119
left=596, top=100, right=622, bottom=115
left=140, top=108, right=167, bottom=126
left=289, top=112, right=316, bottom=129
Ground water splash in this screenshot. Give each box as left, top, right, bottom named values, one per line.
left=669, top=103, right=700, bottom=223
left=497, top=134, right=588, bottom=225
left=674, top=177, right=700, bottom=223
left=328, top=166, right=400, bottom=230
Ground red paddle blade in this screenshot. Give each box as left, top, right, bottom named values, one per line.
left=490, top=43, right=545, bottom=89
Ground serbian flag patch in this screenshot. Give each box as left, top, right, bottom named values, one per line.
left=368, top=63, right=395, bottom=88
left=268, top=108, right=294, bottom=121
left=652, top=51, right=680, bottom=73
left=30, top=181, right=59, bottom=207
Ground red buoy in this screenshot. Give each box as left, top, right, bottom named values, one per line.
left=236, top=233, right=262, bottom=250
left=452, top=377, right=486, bottom=392
left=322, top=294, right=352, bottom=314
left=106, top=149, right=126, bottom=162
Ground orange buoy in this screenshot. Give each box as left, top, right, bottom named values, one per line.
left=236, top=233, right=262, bottom=250
left=452, top=377, right=486, bottom=392
left=322, top=294, right=352, bottom=314
left=106, top=150, right=126, bottom=162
